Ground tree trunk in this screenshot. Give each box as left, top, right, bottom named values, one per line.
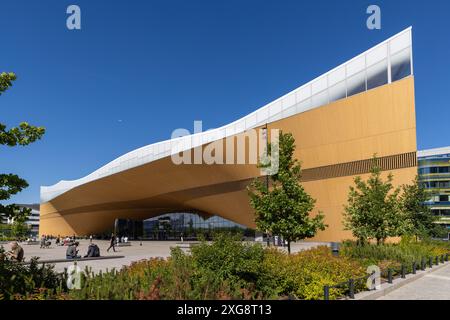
left=287, top=240, right=291, bottom=255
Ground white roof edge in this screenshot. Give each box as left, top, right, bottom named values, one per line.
left=418, top=147, right=450, bottom=158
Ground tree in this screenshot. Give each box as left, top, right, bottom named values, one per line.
left=248, top=132, right=326, bottom=254
left=0, top=72, right=45, bottom=225
left=343, top=157, right=405, bottom=245
left=399, top=176, right=440, bottom=239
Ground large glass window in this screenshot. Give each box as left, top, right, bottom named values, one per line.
left=311, top=90, right=329, bottom=108
left=367, top=59, right=388, bottom=90
left=328, top=80, right=346, bottom=103
left=347, top=71, right=366, bottom=97
left=439, top=167, right=450, bottom=174
left=142, top=213, right=254, bottom=240
left=391, top=47, right=412, bottom=82
left=419, top=167, right=449, bottom=175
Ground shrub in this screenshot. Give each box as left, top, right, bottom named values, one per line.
left=263, top=246, right=366, bottom=300
left=0, top=247, right=65, bottom=300
left=63, top=234, right=271, bottom=300
left=341, top=239, right=450, bottom=271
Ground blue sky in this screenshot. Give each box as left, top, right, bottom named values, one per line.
left=1, top=0, right=449, bottom=204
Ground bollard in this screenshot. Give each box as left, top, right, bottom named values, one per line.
left=387, top=269, right=393, bottom=284
left=401, top=265, right=406, bottom=279
left=421, top=258, right=426, bottom=271
left=441, top=255, right=445, bottom=264
left=435, top=256, right=439, bottom=266
left=348, top=279, right=355, bottom=299
left=323, top=285, right=330, bottom=301
left=446, top=254, right=449, bottom=262
left=429, top=257, right=433, bottom=268
left=331, top=242, right=340, bottom=257
left=412, top=262, right=416, bottom=274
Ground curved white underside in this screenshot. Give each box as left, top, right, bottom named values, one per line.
left=41, top=27, right=413, bottom=203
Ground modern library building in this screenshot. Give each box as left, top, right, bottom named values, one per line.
left=40, top=28, right=418, bottom=242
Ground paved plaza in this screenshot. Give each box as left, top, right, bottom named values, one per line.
left=3, top=240, right=327, bottom=274
left=377, top=263, right=450, bottom=300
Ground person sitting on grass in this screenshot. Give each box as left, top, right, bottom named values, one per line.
left=66, top=241, right=81, bottom=260
left=6, top=241, right=24, bottom=262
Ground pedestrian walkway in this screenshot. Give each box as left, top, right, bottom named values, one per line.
left=378, top=263, right=450, bottom=300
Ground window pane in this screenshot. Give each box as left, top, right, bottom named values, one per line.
left=367, top=59, right=388, bottom=90
left=439, top=167, right=449, bottom=173
left=347, top=71, right=366, bottom=97
left=296, top=98, right=311, bottom=114
left=391, top=47, right=411, bottom=82
left=282, top=103, right=297, bottom=118
left=329, top=80, right=346, bottom=102
left=311, top=90, right=329, bottom=108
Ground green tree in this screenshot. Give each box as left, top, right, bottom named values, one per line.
left=0, top=72, right=45, bottom=225
left=399, top=176, right=439, bottom=239
left=248, top=132, right=326, bottom=254
left=343, top=157, right=405, bottom=245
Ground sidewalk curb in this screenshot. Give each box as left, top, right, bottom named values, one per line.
left=355, top=261, right=450, bottom=300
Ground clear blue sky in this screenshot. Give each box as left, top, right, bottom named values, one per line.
left=1, top=0, right=449, bottom=204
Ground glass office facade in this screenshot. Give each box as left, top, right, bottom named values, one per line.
left=418, top=148, right=450, bottom=236
left=142, top=213, right=254, bottom=240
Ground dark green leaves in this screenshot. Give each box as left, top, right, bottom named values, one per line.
left=0, top=72, right=17, bottom=95
left=248, top=132, right=327, bottom=253
left=343, top=157, right=404, bottom=245
left=0, top=122, right=46, bottom=147
left=0, top=71, right=46, bottom=224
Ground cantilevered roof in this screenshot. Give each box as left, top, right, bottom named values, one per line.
left=41, top=27, right=414, bottom=203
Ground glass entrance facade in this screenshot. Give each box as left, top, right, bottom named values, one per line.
left=143, top=213, right=255, bottom=240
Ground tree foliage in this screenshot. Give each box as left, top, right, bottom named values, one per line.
left=343, top=158, right=405, bottom=245
left=399, top=176, right=441, bottom=239
left=248, top=132, right=326, bottom=254
left=0, top=72, right=45, bottom=225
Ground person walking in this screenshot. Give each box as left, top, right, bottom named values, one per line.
left=107, top=233, right=116, bottom=252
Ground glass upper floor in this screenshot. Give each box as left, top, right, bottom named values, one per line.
left=418, top=166, right=450, bottom=175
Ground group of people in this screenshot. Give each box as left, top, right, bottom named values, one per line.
left=65, top=233, right=118, bottom=259
left=65, top=241, right=100, bottom=259
left=1, top=233, right=121, bottom=262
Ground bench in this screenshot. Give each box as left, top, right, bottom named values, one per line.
left=25, top=241, right=40, bottom=245
left=117, top=242, right=132, bottom=247
left=173, top=242, right=200, bottom=250
left=21, top=255, right=125, bottom=265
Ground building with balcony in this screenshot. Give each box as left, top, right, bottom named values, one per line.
left=418, top=147, right=450, bottom=236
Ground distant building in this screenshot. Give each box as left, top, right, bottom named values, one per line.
left=418, top=147, right=450, bottom=237
left=1, top=204, right=40, bottom=236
